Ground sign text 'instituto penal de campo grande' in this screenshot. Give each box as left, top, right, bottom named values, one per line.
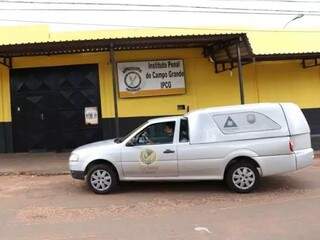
left=117, top=59, right=185, bottom=98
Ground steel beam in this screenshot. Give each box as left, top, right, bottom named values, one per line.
left=236, top=41, right=245, bottom=105
left=109, top=44, right=120, bottom=139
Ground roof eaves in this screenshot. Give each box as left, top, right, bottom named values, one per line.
left=0, top=33, right=250, bottom=58
left=0, top=32, right=245, bottom=47
left=255, top=52, right=320, bottom=61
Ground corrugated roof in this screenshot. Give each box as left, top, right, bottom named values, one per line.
left=0, top=33, right=253, bottom=64
left=38, top=27, right=320, bottom=55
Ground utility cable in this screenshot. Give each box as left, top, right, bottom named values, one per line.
left=0, top=0, right=319, bottom=5
left=0, top=8, right=320, bottom=16
left=1, top=18, right=320, bottom=32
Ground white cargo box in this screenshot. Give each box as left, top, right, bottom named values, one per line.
left=185, top=103, right=309, bottom=145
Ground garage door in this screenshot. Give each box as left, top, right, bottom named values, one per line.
left=11, top=64, right=102, bottom=152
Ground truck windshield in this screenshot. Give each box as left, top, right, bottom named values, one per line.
left=114, top=122, right=148, bottom=143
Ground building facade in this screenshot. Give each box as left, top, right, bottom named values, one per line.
left=0, top=26, right=319, bottom=153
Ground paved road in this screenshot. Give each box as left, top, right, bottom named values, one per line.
left=1, top=160, right=320, bottom=240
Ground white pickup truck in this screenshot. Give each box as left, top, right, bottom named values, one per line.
left=69, top=103, right=314, bottom=194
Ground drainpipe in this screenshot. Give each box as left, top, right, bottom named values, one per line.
left=236, top=39, right=245, bottom=105
left=109, top=44, right=120, bottom=139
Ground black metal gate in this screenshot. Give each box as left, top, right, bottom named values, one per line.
left=11, top=64, right=102, bottom=152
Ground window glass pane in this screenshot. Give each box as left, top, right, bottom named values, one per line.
left=135, top=121, right=175, bottom=145
left=179, top=118, right=189, bottom=142
left=212, top=112, right=281, bottom=134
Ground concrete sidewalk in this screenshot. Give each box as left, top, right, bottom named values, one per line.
left=0, top=152, right=70, bottom=176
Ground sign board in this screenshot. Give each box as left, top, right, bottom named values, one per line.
left=117, top=59, right=185, bottom=98
left=84, top=107, right=98, bottom=125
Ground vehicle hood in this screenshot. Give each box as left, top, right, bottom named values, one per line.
left=72, top=139, right=119, bottom=156
left=75, top=139, right=115, bottom=151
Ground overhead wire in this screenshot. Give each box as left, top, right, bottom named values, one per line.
left=206, top=0, right=320, bottom=2
left=0, top=8, right=320, bottom=16
left=0, top=18, right=319, bottom=32
left=0, top=0, right=317, bottom=28
left=0, top=0, right=319, bottom=5
left=0, top=18, right=191, bottom=27
left=0, top=0, right=318, bottom=16
left=0, top=0, right=318, bottom=14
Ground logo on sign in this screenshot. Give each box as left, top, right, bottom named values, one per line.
left=123, top=67, right=142, bottom=92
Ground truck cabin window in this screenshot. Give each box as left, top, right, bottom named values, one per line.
left=179, top=118, right=189, bottom=142
left=212, top=112, right=281, bottom=134
left=133, top=121, right=176, bottom=145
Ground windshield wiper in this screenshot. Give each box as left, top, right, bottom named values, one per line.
left=114, top=137, right=125, bottom=143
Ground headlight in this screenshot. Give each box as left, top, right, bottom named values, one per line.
left=69, top=153, right=79, bottom=162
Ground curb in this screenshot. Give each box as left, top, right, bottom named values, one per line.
left=0, top=171, right=70, bottom=177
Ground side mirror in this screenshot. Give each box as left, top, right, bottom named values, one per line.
left=126, top=138, right=136, bottom=147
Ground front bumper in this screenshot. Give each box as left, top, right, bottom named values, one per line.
left=70, top=170, right=85, bottom=180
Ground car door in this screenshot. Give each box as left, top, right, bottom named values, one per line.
left=177, top=118, right=224, bottom=178
left=121, top=120, right=178, bottom=178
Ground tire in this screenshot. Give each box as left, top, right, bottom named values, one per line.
left=225, top=161, right=260, bottom=193
left=86, top=164, right=119, bottom=194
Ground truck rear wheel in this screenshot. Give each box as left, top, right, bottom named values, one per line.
left=86, top=164, right=119, bottom=194
left=226, top=161, right=260, bottom=193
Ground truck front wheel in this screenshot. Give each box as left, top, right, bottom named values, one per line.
left=86, top=164, right=119, bottom=194
left=226, top=161, right=260, bottom=193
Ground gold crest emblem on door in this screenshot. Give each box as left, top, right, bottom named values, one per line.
left=140, top=149, right=157, bottom=165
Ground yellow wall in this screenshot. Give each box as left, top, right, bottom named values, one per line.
left=254, top=60, right=320, bottom=108
left=0, top=48, right=319, bottom=123
left=0, top=65, right=10, bottom=122
left=247, top=31, right=320, bottom=54
left=0, top=25, right=49, bottom=45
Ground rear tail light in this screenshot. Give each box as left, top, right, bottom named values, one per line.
left=289, top=141, right=294, bottom=152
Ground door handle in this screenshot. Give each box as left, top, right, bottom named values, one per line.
left=163, top=149, right=175, bottom=154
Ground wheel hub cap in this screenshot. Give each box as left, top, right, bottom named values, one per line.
left=90, top=169, right=112, bottom=191
left=232, top=167, right=255, bottom=190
